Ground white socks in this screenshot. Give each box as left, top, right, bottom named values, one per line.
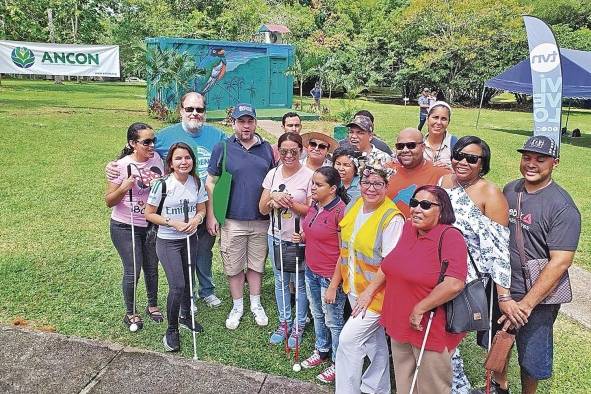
left=232, top=297, right=244, bottom=312
left=250, top=294, right=261, bottom=310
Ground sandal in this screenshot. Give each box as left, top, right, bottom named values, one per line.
left=145, top=306, right=164, bottom=323
left=123, top=314, right=144, bottom=331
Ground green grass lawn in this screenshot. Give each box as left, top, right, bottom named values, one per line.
left=1, top=80, right=590, bottom=392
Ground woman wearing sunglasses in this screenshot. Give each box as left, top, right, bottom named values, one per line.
left=332, top=147, right=362, bottom=203
left=380, top=185, right=468, bottom=393
left=333, top=161, right=404, bottom=394
left=423, top=101, right=458, bottom=168
left=301, top=132, right=338, bottom=171
left=439, top=136, right=512, bottom=394
left=260, top=132, right=314, bottom=348
left=105, top=122, right=164, bottom=331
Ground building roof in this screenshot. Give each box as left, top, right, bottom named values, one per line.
left=258, top=24, right=290, bottom=34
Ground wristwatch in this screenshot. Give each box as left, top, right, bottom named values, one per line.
left=165, top=217, right=171, bottom=227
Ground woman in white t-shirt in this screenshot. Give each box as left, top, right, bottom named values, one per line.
left=145, top=142, right=207, bottom=352
left=259, top=132, right=313, bottom=350
left=105, top=122, right=164, bottom=332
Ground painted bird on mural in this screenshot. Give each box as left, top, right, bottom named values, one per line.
left=196, top=48, right=227, bottom=94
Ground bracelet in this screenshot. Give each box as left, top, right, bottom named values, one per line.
left=498, top=294, right=513, bottom=302
left=195, top=213, right=204, bottom=225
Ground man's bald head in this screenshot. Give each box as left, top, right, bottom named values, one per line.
left=395, top=128, right=425, bottom=169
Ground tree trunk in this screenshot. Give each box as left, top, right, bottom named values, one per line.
left=299, top=78, right=303, bottom=103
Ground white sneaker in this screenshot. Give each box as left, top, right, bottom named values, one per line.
left=203, top=294, right=222, bottom=308
left=251, top=304, right=268, bottom=327
left=225, top=307, right=243, bottom=330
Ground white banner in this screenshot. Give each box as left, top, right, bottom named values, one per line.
left=0, top=40, right=120, bottom=77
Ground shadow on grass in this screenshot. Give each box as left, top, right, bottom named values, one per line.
left=489, top=127, right=591, bottom=149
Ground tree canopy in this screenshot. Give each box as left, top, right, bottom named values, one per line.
left=1, top=0, right=590, bottom=104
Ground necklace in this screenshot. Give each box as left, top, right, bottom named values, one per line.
left=455, top=175, right=480, bottom=190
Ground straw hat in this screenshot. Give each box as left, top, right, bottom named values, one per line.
left=301, top=132, right=339, bottom=153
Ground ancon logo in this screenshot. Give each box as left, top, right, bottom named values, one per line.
left=11, top=47, right=35, bottom=68
left=530, top=43, right=560, bottom=73
left=42, top=51, right=100, bottom=65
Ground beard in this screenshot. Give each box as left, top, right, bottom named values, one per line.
left=183, top=118, right=204, bottom=133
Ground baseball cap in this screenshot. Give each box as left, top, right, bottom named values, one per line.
left=231, top=103, right=257, bottom=119
left=517, top=135, right=558, bottom=158
left=346, top=115, right=374, bottom=133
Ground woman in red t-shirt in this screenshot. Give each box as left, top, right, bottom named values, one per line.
left=292, top=166, right=349, bottom=383
left=367, top=185, right=468, bottom=393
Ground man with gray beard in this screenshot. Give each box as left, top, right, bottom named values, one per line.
left=106, top=92, right=225, bottom=310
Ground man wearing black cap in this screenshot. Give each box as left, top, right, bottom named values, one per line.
left=498, top=135, right=580, bottom=394
left=206, top=103, right=275, bottom=331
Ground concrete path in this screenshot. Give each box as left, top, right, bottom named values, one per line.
left=257, top=119, right=285, bottom=139
left=0, top=325, right=331, bottom=394
left=559, top=265, right=591, bottom=329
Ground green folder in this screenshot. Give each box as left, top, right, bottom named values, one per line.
left=212, top=141, right=232, bottom=225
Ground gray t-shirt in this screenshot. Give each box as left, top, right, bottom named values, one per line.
left=503, top=179, right=581, bottom=299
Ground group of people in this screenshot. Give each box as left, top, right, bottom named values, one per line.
left=105, top=91, right=581, bottom=394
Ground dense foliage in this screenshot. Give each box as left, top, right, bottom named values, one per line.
left=1, top=0, right=590, bottom=103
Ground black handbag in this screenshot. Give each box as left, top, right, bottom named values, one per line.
left=270, top=209, right=305, bottom=273
left=272, top=240, right=305, bottom=273
left=438, top=227, right=490, bottom=333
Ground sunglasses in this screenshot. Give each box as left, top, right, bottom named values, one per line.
left=309, top=141, right=329, bottom=150
left=360, top=180, right=386, bottom=190
left=136, top=137, right=157, bottom=146
left=395, top=141, right=423, bottom=150
left=279, top=148, right=300, bottom=157
left=409, top=198, right=440, bottom=210
left=184, top=106, right=206, bottom=114
left=452, top=151, right=482, bottom=164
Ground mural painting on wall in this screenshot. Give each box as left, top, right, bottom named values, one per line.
left=147, top=41, right=273, bottom=114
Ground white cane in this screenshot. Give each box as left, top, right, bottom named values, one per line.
left=409, top=259, right=448, bottom=394
left=126, top=164, right=139, bottom=332
left=409, top=311, right=434, bottom=394
left=292, top=216, right=302, bottom=372
left=275, top=184, right=290, bottom=356
left=183, top=199, right=198, bottom=360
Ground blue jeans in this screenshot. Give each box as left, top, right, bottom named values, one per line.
left=268, top=235, right=308, bottom=327
left=516, top=303, right=560, bottom=380
left=305, top=267, right=346, bottom=362
left=195, top=223, right=215, bottom=298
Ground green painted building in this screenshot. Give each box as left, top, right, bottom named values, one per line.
left=145, top=37, right=294, bottom=111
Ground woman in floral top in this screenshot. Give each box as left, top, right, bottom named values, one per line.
left=439, top=135, right=515, bottom=394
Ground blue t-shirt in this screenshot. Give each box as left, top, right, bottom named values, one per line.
left=208, top=134, right=275, bottom=221
left=155, top=122, right=226, bottom=182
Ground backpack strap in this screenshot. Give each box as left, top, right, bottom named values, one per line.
left=154, top=176, right=168, bottom=215
left=450, top=134, right=458, bottom=151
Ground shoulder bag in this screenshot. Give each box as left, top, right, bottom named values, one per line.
left=439, top=227, right=490, bottom=333
left=516, top=191, right=572, bottom=304
left=212, top=140, right=233, bottom=226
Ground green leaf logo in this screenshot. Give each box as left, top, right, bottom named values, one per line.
left=11, top=47, right=35, bottom=69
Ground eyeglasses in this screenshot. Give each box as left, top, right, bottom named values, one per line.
left=395, top=141, right=423, bottom=150
left=309, top=141, right=329, bottom=150
left=452, top=151, right=482, bottom=164
left=184, top=106, right=206, bottom=114
left=136, top=137, right=157, bottom=146
left=360, top=180, right=386, bottom=190
left=279, top=148, right=300, bottom=157
left=409, top=198, right=440, bottom=210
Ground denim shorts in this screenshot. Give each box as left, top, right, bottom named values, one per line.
left=516, top=303, right=560, bottom=380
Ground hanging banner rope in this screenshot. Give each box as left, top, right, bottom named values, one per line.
left=523, top=16, right=563, bottom=150
left=0, top=40, right=120, bottom=77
